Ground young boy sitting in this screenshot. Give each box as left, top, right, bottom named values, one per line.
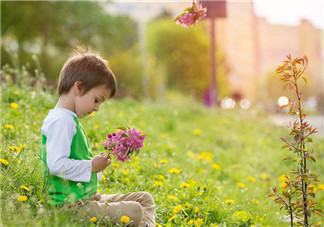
left=40, top=49, right=155, bottom=226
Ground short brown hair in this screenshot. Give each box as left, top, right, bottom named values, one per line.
left=58, top=48, right=117, bottom=98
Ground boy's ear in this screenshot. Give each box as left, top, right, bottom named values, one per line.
left=74, top=81, right=82, bottom=95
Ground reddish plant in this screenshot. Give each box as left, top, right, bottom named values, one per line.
left=268, top=55, right=323, bottom=226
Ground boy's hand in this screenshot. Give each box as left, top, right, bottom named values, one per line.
left=91, top=152, right=111, bottom=173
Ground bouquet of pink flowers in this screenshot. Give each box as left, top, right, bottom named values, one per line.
left=174, top=1, right=207, bottom=28
left=102, top=127, right=146, bottom=163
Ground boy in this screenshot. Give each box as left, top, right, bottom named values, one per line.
left=40, top=49, right=155, bottom=226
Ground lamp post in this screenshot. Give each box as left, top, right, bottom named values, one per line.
left=200, top=0, right=226, bottom=106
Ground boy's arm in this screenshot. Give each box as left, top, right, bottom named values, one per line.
left=44, top=116, right=92, bottom=182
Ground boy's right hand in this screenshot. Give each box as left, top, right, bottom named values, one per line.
left=91, top=152, right=111, bottom=173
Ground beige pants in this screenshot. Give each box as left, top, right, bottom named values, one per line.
left=67, top=191, right=155, bottom=227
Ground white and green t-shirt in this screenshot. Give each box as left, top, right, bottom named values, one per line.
left=40, top=108, right=98, bottom=205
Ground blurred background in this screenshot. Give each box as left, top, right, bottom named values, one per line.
left=1, top=0, right=323, bottom=115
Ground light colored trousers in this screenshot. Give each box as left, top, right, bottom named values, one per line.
left=68, top=191, right=155, bottom=227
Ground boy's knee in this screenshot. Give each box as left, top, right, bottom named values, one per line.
left=142, top=192, right=155, bottom=205
left=128, top=202, right=143, bottom=226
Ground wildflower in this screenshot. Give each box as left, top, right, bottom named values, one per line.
left=17, top=196, right=28, bottom=202
left=237, top=182, right=246, bottom=188
left=122, top=170, right=128, bottom=175
left=20, top=144, right=28, bottom=150
left=89, top=112, right=95, bottom=117
left=252, top=199, right=259, bottom=205
left=280, top=182, right=288, bottom=188
left=196, top=218, right=204, bottom=226
left=160, top=159, right=168, bottom=164
left=318, top=184, right=324, bottom=191
left=187, top=151, right=196, bottom=159
left=90, top=217, right=97, bottom=222
left=10, top=102, right=19, bottom=109
left=94, top=124, right=99, bottom=128
left=20, top=185, right=30, bottom=192
left=308, top=185, right=317, bottom=193
left=185, top=202, right=191, bottom=207
left=161, top=133, right=168, bottom=138
left=169, top=168, right=181, bottom=173
left=168, top=215, right=177, bottom=222
left=168, top=195, right=178, bottom=201
left=233, top=211, right=251, bottom=222
left=212, top=163, right=220, bottom=170
left=8, top=145, right=20, bottom=152
left=156, top=175, right=164, bottom=180
left=14, top=91, right=19, bottom=95
left=247, top=176, right=256, bottom=182
left=215, top=185, right=221, bottom=191
left=181, top=182, right=190, bottom=188
left=279, top=174, right=289, bottom=182
left=225, top=199, right=234, bottom=205
left=102, top=175, right=106, bottom=181
left=121, top=215, right=130, bottom=224
left=39, top=199, right=45, bottom=204
left=198, top=151, right=212, bottom=162
left=113, top=163, right=120, bottom=168
left=193, top=128, right=201, bottom=135
left=174, top=2, right=207, bottom=28
left=195, top=207, right=199, bottom=213
left=155, top=181, right=163, bottom=187
left=0, top=158, right=9, bottom=165
left=260, top=173, right=268, bottom=180
left=153, top=162, right=160, bottom=168
left=173, top=205, right=182, bottom=214
left=5, top=124, right=14, bottom=130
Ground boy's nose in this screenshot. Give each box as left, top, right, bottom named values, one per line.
left=94, top=106, right=99, bottom=112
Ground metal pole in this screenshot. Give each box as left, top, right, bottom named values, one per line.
left=210, top=18, right=218, bottom=106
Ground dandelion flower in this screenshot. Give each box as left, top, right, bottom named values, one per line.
left=161, top=133, right=168, bottom=138
left=155, top=181, right=163, bottom=187
left=0, top=158, right=9, bottom=165
left=8, top=145, right=20, bottom=152
left=236, top=182, right=246, bottom=188
left=121, top=215, right=130, bottom=224
left=196, top=218, right=204, bottom=226
left=318, top=184, right=324, bottom=191
left=90, top=217, right=97, bottom=222
left=20, top=185, right=30, bottom=191
left=212, top=163, right=220, bottom=170
left=181, top=182, right=190, bottom=188
left=260, top=173, right=268, bottom=180
left=169, top=168, right=181, bottom=173
left=168, top=215, right=177, bottom=222
left=193, top=128, right=201, bottom=135
left=173, top=205, right=182, bottom=214
left=279, top=174, right=289, bottom=182
left=225, top=199, right=234, bottom=205
left=308, top=185, right=317, bottom=193
left=10, top=102, right=19, bottom=109
left=160, top=159, right=168, bottom=164
left=113, top=163, right=120, bottom=168
left=198, top=151, right=212, bottom=162
left=39, top=199, right=45, bottom=204
left=14, top=91, right=19, bottom=95
left=156, top=175, right=164, bottom=180
left=185, top=202, right=191, bottom=207
left=233, top=211, right=251, bottom=222
left=124, top=177, right=130, bottom=182
left=195, top=207, right=199, bottom=213
left=215, top=185, right=221, bottom=191
left=5, top=125, right=14, bottom=130
left=17, top=196, right=28, bottom=202
left=168, top=195, right=178, bottom=201
left=247, top=176, right=256, bottom=182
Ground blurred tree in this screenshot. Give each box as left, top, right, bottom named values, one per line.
left=1, top=1, right=137, bottom=79
left=147, top=18, right=230, bottom=100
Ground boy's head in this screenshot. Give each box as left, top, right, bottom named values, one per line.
left=58, top=49, right=117, bottom=98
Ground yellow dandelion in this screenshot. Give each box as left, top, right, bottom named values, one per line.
left=225, top=199, right=234, bottom=205
left=185, top=202, right=191, bottom=207
left=233, top=211, right=251, bottom=222
left=20, top=144, right=28, bottom=150
left=17, top=196, right=28, bottom=202
left=39, top=199, right=45, bottom=204
left=5, top=124, right=14, bottom=130
left=155, top=181, right=163, bottom=187
left=215, top=185, right=221, bottom=191
left=156, top=175, right=164, bottom=180
left=102, top=175, right=106, bottom=181
left=90, top=217, right=97, bottom=222
left=8, top=146, right=20, bottom=152
left=196, top=218, right=204, bottom=226
left=181, top=182, right=190, bottom=188
left=187, top=151, right=196, bottom=158
left=168, top=215, right=177, bottom=222
left=113, top=163, right=120, bottom=168
left=188, top=220, right=195, bottom=224
left=20, top=185, right=30, bottom=192
left=195, top=207, right=199, bottom=213
left=124, top=177, right=130, bottom=182
left=161, top=133, right=168, bottom=138
left=252, top=199, right=259, bottom=205
left=247, top=176, right=256, bottom=182
left=121, top=215, right=130, bottom=224
left=89, top=112, right=95, bottom=117
left=193, top=128, right=201, bottom=135
left=122, top=170, right=128, bottom=175
left=94, top=124, right=99, bottom=128
left=198, top=151, right=212, bottom=162
left=280, top=182, right=288, bottom=188
left=0, top=158, right=9, bottom=165
left=173, top=205, right=182, bottom=214
left=169, top=168, right=181, bottom=173
left=237, top=182, right=246, bottom=188
left=279, top=174, right=289, bottom=182
left=14, top=91, right=19, bottom=95
left=168, top=195, right=178, bottom=201
left=308, top=185, right=317, bottom=193
left=153, top=162, right=160, bottom=167
left=260, top=173, right=268, bottom=180
left=211, top=163, right=220, bottom=170
left=318, top=184, right=324, bottom=191
left=160, top=159, right=168, bottom=164
left=10, top=102, right=19, bottom=109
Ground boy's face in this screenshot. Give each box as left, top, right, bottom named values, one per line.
left=75, top=84, right=110, bottom=118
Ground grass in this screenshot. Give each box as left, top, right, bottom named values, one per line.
left=1, top=65, right=323, bottom=226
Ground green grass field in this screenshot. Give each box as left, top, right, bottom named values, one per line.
left=1, top=67, right=323, bottom=226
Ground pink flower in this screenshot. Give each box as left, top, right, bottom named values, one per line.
left=175, top=1, right=207, bottom=28
left=102, top=127, right=146, bottom=163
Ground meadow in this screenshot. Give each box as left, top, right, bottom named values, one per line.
left=1, top=65, right=323, bottom=226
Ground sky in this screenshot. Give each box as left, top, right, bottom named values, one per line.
left=253, top=0, right=324, bottom=30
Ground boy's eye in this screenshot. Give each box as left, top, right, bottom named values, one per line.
left=95, top=99, right=99, bottom=103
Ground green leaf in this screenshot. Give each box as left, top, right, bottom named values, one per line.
left=302, top=77, right=308, bottom=84
left=135, top=150, right=140, bottom=157
left=121, top=134, right=128, bottom=138
left=116, top=126, right=127, bottom=131
left=306, top=137, right=313, bottom=142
